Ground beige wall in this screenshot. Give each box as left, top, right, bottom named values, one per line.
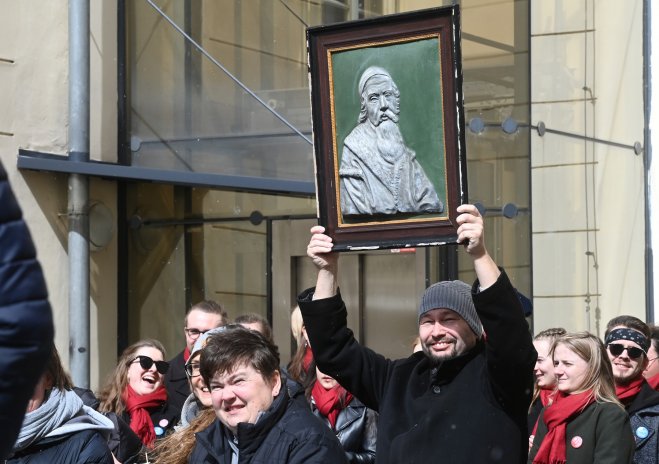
left=531, top=0, right=645, bottom=336
left=0, top=0, right=650, bottom=386
left=0, top=0, right=119, bottom=390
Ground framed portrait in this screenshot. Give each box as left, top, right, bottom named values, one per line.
left=307, top=5, right=467, bottom=251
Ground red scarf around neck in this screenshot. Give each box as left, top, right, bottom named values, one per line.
left=540, top=388, right=555, bottom=407
left=533, top=390, right=595, bottom=464
left=312, top=381, right=353, bottom=429
left=183, top=346, right=191, bottom=363
left=122, top=384, right=168, bottom=448
left=647, top=373, right=659, bottom=391
left=615, top=376, right=645, bottom=405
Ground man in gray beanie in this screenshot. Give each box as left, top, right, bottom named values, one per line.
left=298, top=204, right=535, bottom=464
left=417, top=279, right=483, bottom=364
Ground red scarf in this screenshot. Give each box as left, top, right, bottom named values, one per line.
left=646, top=373, right=659, bottom=391
left=540, top=388, right=555, bottom=407
left=183, top=346, right=191, bottom=363
left=303, top=345, right=313, bottom=372
left=531, top=389, right=558, bottom=438
left=615, top=377, right=645, bottom=405
left=533, top=390, right=595, bottom=464
left=122, top=385, right=168, bottom=448
left=312, top=381, right=353, bottom=429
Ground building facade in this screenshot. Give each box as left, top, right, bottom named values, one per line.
left=0, top=0, right=647, bottom=389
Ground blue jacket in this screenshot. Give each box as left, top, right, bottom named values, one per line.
left=627, top=382, right=659, bottom=464
left=6, top=429, right=114, bottom=464
left=0, top=161, right=54, bottom=459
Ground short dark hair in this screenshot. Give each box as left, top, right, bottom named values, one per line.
left=185, top=299, right=228, bottom=325
left=605, top=315, right=650, bottom=339
left=200, top=325, right=280, bottom=387
left=234, top=313, right=273, bottom=342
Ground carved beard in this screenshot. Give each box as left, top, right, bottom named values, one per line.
left=375, top=118, right=407, bottom=164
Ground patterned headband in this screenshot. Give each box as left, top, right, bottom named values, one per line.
left=605, top=328, right=650, bottom=353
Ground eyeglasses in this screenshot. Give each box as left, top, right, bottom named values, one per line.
left=607, top=343, right=646, bottom=360
left=184, top=362, right=201, bottom=378
left=184, top=328, right=210, bottom=338
left=130, top=355, right=170, bottom=375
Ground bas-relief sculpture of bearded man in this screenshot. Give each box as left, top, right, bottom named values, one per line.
left=339, top=66, right=443, bottom=217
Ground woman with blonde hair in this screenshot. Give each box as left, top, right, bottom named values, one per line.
left=98, top=339, right=177, bottom=450
left=528, top=332, right=635, bottom=464
left=286, top=306, right=314, bottom=389
left=151, top=408, right=215, bottom=464
left=528, top=328, right=566, bottom=432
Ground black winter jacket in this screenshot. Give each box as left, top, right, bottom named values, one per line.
left=74, top=387, right=143, bottom=464
left=298, top=270, right=536, bottom=464
left=189, top=390, right=347, bottom=463
left=311, top=396, right=377, bottom=463
left=164, top=350, right=190, bottom=417
left=6, top=430, right=114, bottom=464
left=0, top=161, right=54, bottom=460
left=120, top=400, right=179, bottom=442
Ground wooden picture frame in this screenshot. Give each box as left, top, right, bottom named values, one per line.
left=307, top=5, right=467, bottom=251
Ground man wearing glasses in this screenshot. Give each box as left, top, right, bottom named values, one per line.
left=164, top=300, right=228, bottom=417
left=605, top=316, right=659, bottom=462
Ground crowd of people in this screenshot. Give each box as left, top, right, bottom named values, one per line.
left=5, top=165, right=659, bottom=464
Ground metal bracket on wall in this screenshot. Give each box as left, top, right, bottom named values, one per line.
left=467, top=116, right=643, bottom=155
left=534, top=121, right=643, bottom=155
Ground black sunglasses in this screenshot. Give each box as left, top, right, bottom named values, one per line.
left=607, top=343, right=645, bottom=360
left=131, top=355, right=169, bottom=375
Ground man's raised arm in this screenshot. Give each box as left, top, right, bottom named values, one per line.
left=455, top=203, right=500, bottom=289
left=307, top=225, right=339, bottom=300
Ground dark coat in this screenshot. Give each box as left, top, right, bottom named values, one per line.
left=6, top=430, right=114, bottom=464
left=529, top=401, right=635, bottom=464
left=189, top=390, right=347, bottom=464
left=311, top=396, right=377, bottom=464
left=0, top=161, right=54, bottom=460
left=164, top=350, right=191, bottom=417
left=74, top=387, right=143, bottom=464
left=528, top=397, right=544, bottom=434
left=627, top=381, right=659, bottom=464
left=298, top=270, right=536, bottom=464
left=121, top=400, right=179, bottom=442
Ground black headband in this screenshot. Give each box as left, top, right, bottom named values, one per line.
left=605, top=328, right=650, bottom=353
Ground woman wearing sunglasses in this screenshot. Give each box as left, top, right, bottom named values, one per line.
left=528, top=332, right=634, bottom=464
left=98, top=339, right=178, bottom=450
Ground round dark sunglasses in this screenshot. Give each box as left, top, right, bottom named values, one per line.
left=130, top=355, right=170, bottom=375
left=607, top=343, right=645, bottom=360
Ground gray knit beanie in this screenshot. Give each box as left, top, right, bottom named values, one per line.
left=418, top=280, right=483, bottom=338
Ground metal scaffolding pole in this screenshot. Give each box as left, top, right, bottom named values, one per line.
left=68, top=0, right=90, bottom=388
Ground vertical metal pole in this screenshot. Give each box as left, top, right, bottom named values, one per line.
left=646, top=0, right=657, bottom=323
left=68, top=0, right=91, bottom=388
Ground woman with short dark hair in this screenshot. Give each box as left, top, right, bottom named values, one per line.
left=189, top=325, right=347, bottom=463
